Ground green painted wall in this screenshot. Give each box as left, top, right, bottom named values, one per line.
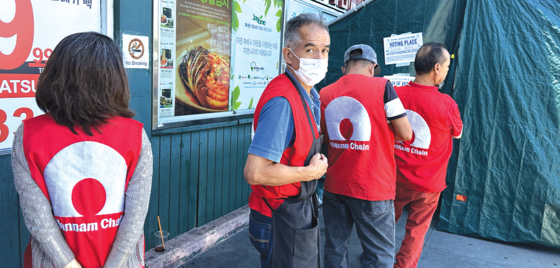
left=0, top=154, right=27, bottom=268
left=148, top=122, right=252, bottom=248
left=0, top=0, right=253, bottom=266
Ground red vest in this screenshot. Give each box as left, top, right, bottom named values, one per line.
left=23, top=114, right=143, bottom=268
left=320, top=75, right=397, bottom=201
left=248, top=74, right=319, bottom=217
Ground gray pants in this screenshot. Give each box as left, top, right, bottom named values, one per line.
left=323, top=191, right=395, bottom=268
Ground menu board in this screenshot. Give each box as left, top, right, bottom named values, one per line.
left=155, top=0, right=283, bottom=126
left=0, top=0, right=101, bottom=151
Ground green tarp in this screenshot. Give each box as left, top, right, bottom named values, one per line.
left=317, top=0, right=466, bottom=95
left=439, top=0, right=560, bottom=251
left=324, top=0, right=560, bottom=251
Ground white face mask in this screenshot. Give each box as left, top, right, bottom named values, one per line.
left=287, top=48, right=328, bottom=86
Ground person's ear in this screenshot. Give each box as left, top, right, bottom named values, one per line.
left=283, top=47, right=293, bottom=65
left=434, top=63, right=441, bottom=74
left=341, top=66, right=345, bottom=75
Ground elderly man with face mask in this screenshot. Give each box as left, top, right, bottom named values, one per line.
left=243, top=13, right=330, bottom=268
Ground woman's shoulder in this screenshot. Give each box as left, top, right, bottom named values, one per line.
left=24, top=114, right=53, bottom=125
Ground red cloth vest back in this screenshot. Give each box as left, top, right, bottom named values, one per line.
left=248, top=74, right=318, bottom=217
left=320, top=75, right=397, bottom=201
left=23, top=114, right=143, bottom=268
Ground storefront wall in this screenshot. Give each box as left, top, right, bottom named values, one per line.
left=147, top=122, right=252, bottom=247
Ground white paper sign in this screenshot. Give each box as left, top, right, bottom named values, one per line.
left=384, top=76, right=415, bottom=87
left=122, top=34, right=149, bottom=69
left=383, top=32, right=423, bottom=65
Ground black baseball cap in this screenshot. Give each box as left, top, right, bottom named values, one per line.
left=344, top=44, right=381, bottom=76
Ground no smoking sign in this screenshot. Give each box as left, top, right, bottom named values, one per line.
left=122, top=34, right=149, bottom=69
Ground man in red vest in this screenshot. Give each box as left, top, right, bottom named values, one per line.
left=320, top=44, right=412, bottom=268
left=393, top=42, right=463, bottom=268
left=244, top=13, right=329, bottom=268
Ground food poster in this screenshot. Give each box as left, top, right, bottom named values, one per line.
left=161, top=45, right=174, bottom=70
left=161, top=5, right=174, bottom=29
left=159, top=82, right=174, bottom=117
left=173, top=0, right=232, bottom=116
left=229, top=0, right=283, bottom=111
left=158, top=0, right=177, bottom=119
left=0, top=0, right=100, bottom=151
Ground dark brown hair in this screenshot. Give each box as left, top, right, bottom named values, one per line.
left=36, top=32, right=134, bottom=136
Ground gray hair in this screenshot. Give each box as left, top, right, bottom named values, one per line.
left=284, top=13, right=329, bottom=49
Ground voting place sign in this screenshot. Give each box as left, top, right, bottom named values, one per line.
left=383, top=33, right=423, bottom=65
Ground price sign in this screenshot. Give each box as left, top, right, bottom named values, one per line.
left=0, top=0, right=101, bottom=151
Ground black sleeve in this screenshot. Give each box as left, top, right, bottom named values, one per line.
left=384, top=81, right=399, bottom=104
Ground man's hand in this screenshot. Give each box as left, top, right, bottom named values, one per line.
left=306, top=153, right=328, bottom=181
left=64, top=258, right=82, bottom=268
left=244, top=153, right=328, bottom=186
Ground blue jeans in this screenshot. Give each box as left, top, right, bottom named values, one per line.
left=316, top=178, right=325, bottom=205
left=249, top=209, right=273, bottom=268
left=323, top=191, right=395, bottom=268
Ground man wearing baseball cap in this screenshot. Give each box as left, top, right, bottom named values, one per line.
left=320, top=44, right=412, bottom=268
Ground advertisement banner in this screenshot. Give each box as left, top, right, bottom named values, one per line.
left=383, top=32, right=423, bottom=65
left=229, top=0, right=283, bottom=110
left=0, top=0, right=101, bottom=151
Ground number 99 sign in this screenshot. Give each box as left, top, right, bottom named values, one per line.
left=0, top=0, right=100, bottom=151
left=0, top=0, right=37, bottom=151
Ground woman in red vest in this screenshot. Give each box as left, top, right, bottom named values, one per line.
left=12, top=32, right=153, bottom=268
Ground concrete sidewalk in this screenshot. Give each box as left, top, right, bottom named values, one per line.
left=179, top=207, right=559, bottom=268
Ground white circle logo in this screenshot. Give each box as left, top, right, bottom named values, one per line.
left=325, top=96, right=371, bottom=141
left=44, top=142, right=128, bottom=217
left=406, top=110, right=431, bottom=149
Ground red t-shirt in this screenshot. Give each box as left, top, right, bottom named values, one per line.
left=394, top=82, right=463, bottom=193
